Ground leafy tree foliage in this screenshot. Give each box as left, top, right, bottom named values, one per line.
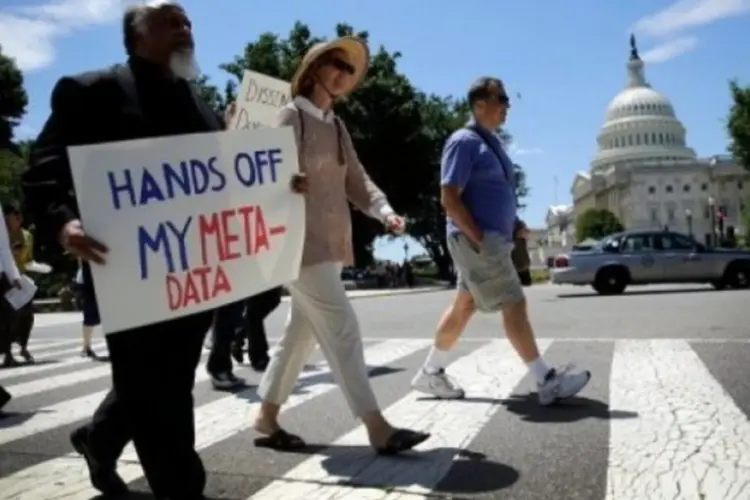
left=192, top=22, right=531, bottom=275
left=0, top=45, right=28, bottom=154
left=0, top=45, right=29, bottom=204
left=574, top=208, right=624, bottom=242
left=727, top=80, right=750, bottom=172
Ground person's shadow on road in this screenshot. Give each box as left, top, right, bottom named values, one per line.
left=261, top=443, right=519, bottom=496
left=498, top=392, right=638, bottom=423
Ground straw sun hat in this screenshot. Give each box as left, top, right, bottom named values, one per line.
left=290, top=36, right=370, bottom=98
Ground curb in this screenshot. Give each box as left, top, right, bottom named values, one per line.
left=33, top=286, right=450, bottom=314
left=282, top=285, right=451, bottom=302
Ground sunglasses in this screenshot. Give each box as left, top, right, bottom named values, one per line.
left=328, top=58, right=356, bottom=75
left=491, top=94, right=510, bottom=105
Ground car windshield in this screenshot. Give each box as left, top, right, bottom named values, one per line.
left=596, top=233, right=623, bottom=251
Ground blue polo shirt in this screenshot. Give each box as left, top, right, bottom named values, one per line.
left=440, top=125, right=517, bottom=239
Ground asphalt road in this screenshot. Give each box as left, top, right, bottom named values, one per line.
left=1, top=283, right=749, bottom=499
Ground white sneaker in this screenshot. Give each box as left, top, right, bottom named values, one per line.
left=411, top=368, right=465, bottom=399
left=537, top=365, right=591, bottom=406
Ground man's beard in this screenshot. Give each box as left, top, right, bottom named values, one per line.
left=169, top=50, right=200, bottom=80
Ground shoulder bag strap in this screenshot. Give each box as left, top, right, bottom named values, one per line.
left=466, top=125, right=513, bottom=185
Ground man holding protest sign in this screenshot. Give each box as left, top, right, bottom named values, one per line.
left=22, top=2, right=303, bottom=498
left=227, top=37, right=430, bottom=455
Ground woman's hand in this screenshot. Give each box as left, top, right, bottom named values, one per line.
left=224, top=102, right=237, bottom=128
left=290, top=173, right=309, bottom=194
left=385, top=214, right=406, bottom=235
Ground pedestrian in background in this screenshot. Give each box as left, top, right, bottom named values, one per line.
left=1, top=201, right=35, bottom=365
left=74, top=261, right=104, bottom=360
left=0, top=202, right=22, bottom=410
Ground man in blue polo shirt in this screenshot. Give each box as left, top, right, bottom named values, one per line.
left=412, top=77, right=591, bottom=405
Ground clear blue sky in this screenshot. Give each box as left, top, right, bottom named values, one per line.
left=2, top=0, right=749, bottom=262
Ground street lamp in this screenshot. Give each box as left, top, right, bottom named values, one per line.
left=684, top=208, right=693, bottom=238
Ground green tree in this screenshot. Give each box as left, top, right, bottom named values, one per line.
left=741, top=202, right=750, bottom=247
left=498, top=129, right=530, bottom=209
left=0, top=150, right=25, bottom=203
left=0, top=44, right=28, bottom=153
left=728, top=80, right=750, bottom=171
left=405, top=94, right=467, bottom=278
left=0, top=45, right=28, bottom=204
left=574, top=208, right=624, bottom=242
left=192, top=74, right=232, bottom=115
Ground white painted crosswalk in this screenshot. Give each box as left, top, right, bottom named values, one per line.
left=1, top=336, right=749, bottom=499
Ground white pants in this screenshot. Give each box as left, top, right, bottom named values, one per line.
left=258, top=262, right=379, bottom=417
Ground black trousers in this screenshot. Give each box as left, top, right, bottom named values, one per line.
left=207, top=300, right=244, bottom=375
left=242, top=304, right=270, bottom=364
left=0, top=277, right=34, bottom=354
left=208, top=288, right=279, bottom=373
left=241, top=287, right=279, bottom=361
left=84, top=311, right=213, bottom=498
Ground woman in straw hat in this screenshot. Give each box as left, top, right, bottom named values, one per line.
left=247, top=36, right=430, bottom=454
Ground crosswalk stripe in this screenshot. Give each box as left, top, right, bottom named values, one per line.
left=250, top=339, right=552, bottom=499
left=606, top=340, right=750, bottom=500
left=0, top=339, right=432, bottom=498
left=15, top=340, right=79, bottom=353
left=3, top=363, right=111, bottom=399
left=0, top=342, right=107, bottom=382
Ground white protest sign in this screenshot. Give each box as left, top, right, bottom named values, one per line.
left=231, top=70, right=291, bottom=130
left=67, top=127, right=305, bottom=334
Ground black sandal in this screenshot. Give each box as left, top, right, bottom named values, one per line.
left=254, top=429, right=306, bottom=450
left=376, top=429, right=430, bottom=456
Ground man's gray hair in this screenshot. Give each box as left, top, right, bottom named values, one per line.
left=122, top=1, right=179, bottom=55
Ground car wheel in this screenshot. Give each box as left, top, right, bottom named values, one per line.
left=593, top=267, right=627, bottom=295
left=723, top=261, right=750, bottom=289
left=710, top=279, right=727, bottom=290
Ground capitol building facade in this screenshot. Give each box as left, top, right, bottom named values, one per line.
left=545, top=37, right=749, bottom=248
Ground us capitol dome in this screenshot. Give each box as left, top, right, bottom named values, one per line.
left=544, top=35, right=749, bottom=248
left=591, top=35, right=696, bottom=171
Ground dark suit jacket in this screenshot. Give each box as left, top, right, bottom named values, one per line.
left=22, top=61, right=223, bottom=246
left=21, top=60, right=223, bottom=334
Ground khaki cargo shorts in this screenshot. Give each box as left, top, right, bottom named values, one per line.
left=447, top=231, right=525, bottom=313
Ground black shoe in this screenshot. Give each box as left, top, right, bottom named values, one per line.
left=70, top=426, right=129, bottom=496
left=209, top=372, right=247, bottom=391
left=0, top=386, right=11, bottom=412
left=231, top=342, right=244, bottom=364
left=250, top=357, right=269, bottom=372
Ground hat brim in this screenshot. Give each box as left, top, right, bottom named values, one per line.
left=291, top=37, right=370, bottom=98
